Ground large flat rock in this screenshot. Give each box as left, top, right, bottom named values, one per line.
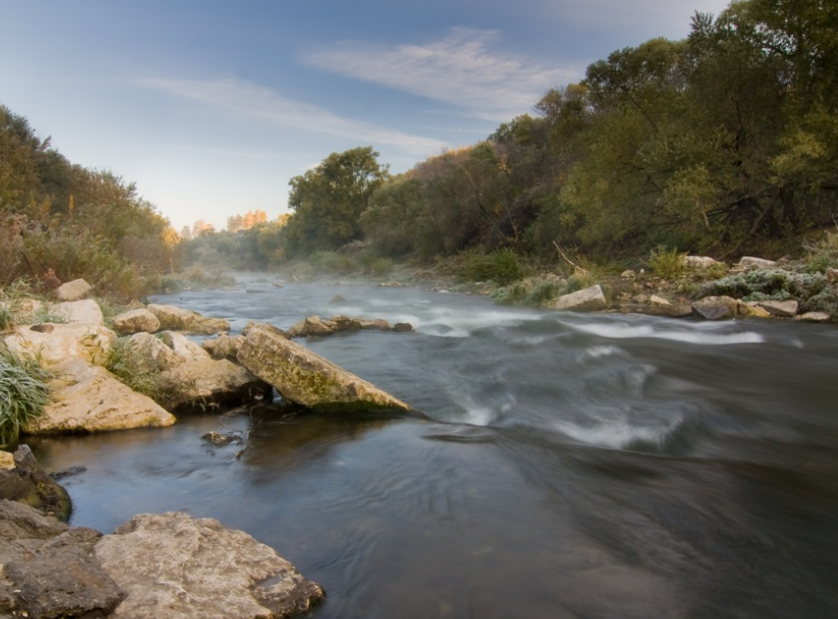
left=95, top=512, right=324, bottom=619
left=238, top=322, right=413, bottom=413
left=28, top=359, right=175, bottom=434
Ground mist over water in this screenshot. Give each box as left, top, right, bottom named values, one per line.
left=30, top=274, right=838, bottom=618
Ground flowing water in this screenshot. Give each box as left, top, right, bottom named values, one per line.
left=29, top=275, right=838, bottom=618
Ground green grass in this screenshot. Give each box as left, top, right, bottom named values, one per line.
left=105, top=337, right=169, bottom=402
left=0, top=350, right=52, bottom=448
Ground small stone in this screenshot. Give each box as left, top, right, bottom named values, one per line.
left=738, top=256, right=776, bottom=269
left=794, top=311, right=831, bottom=322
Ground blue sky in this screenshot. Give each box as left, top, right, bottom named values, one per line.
left=1, top=0, right=731, bottom=233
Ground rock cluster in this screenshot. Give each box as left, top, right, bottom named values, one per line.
left=0, top=497, right=324, bottom=619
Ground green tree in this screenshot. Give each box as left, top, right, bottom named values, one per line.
left=284, top=146, right=389, bottom=256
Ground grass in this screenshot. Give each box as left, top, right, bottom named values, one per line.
left=105, top=337, right=170, bottom=403
left=0, top=349, right=52, bottom=448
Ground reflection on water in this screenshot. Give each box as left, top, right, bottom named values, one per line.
left=28, top=275, right=838, bottom=618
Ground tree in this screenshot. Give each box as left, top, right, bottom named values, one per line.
left=284, top=146, right=389, bottom=256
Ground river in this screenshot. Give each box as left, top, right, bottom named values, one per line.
left=29, top=274, right=838, bottom=618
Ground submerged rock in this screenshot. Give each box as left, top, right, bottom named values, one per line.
left=238, top=322, right=414, bottom=413
left=95, top=512, right=324, bottom=619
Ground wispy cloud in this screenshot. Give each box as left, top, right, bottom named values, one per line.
left=133, top=76, right=450, bottom=156
left=302, top=28, right=580, bottom=122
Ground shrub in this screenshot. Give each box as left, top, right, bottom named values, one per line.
left=701, top=268, right=828, bottom=301
left=0, top=350, right=51, bottom=448
left=492, top=276, right=563, bottom=306
left=462, top=249, right=524, bottom=285
left=309, top=251, right=357, bottom=275
left=647, top=246, right=686, bottom=280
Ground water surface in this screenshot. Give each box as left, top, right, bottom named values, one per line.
left=30, top=275, right=838, bottom=618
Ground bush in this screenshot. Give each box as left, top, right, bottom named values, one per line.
left=0, top=350, right=51, bottom=448
left=647, top=246, right=686, bottom=280
left=461, top=249, right=524, bottom=285
left=702, top=268, right=828, bottom=301
left=309, top=251, right=357, bottom=275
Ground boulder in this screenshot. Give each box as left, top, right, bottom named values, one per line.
left=28, top=359, right=176, bottom=434
left=0, top=446, right=71, bottom=521
left=94, top=512, right=324, bottom=619
left=287, top=315, right=337, bottom=338
left=50, top=298, right=105, bottom=326
left=238, top=322, right=413, bottom=413
left=112, top=308, right=161, bottom=334
left=0, top=500, right=123, bottom=619
left=358, top=318, right=391, bottom=331
left=550, top=285, right=608, bottom=312
left=692, top=296, right=739, bottom=320
left=0, top=450, right=13, bottom=469
left=738, top=256, right=776, bottom=269
left=147, top=304, right=230, bottom=334
left=757, top=299, right=799, bottom=318
left=124, top=332, right=179, bottom=371
left=54, top=278, right=93, bottom=302
left=202, top=334, right=245, bottom=360
left=3, top=323, right=116, bottom=367
left=154, top=332, right=269, bottom=409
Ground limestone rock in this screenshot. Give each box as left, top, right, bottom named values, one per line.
left=3, top=323, right=116, bottom=367
left=649, top=295, right=671, bottom=307
left=287, top=315, right=337, bottom=338
left=30, top=359, right=175, bottom=434
left=757, top=299, right=799, bottom=318
left=157, top=330, right=209, bottom=363
left=238, top=322, right=413, bottom=413
left=738, top=256, right=776, bottom=269
left=737, top=302, right=772, bottom=319
left=112, top=308, right=161, bottom=334
left=0, top=446, right=71, bottom=521
left=50, top=298, right=105, bottom=325
left=155, top=332, right=268, bottom=409
left=202, top=334, right=245, bottom=360
left=358, top=318, right=391, bottom=331
left=124, top=332, right=179, bottom=371
left=147, top=304, right=230, bottom=334
left=161, top=357, right=268, bottom=410
left=684, top=256, right=723, bottom=268
left=0, top=450, right=13, bottom=470
left=0, top=501, right=124, bottom=619
left=795, top=311, right=831, bottom=322
left=550, top=285, right=608, bottom=312
left=692, top=296, right=739, bottom=320
left=54, top=278, right=93, bottom=302
left=95, top=512, right=324, bottom=619
left=826, top=268, right=838, bottom=283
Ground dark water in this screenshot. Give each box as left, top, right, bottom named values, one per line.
left=29, top=275, right=838, bottom=618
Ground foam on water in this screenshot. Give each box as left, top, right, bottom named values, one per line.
left=552, top=408, right=686, bottom=450
left=574, top=322, right=765, bottom=345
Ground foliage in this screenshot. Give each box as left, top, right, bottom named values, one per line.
left=308, top=251, right=357, bottom=275
left=701, top=268, right=828, bottom=301
left=492, top=277, right=562, bottom=306
left=647, top=246, right=687, bottom=280
left=284, top=147, right=389, bottom=257
left=460, top=249, right=525, bottom=285
left=0, top=349, right=51, bottom=448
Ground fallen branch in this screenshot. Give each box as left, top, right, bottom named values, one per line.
left=553, top=241, right=588, bottom=275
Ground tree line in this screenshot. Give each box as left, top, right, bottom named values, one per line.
left=189, top=0, right=837, bottom=272
left=0, top=106, right=180, bottom=298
